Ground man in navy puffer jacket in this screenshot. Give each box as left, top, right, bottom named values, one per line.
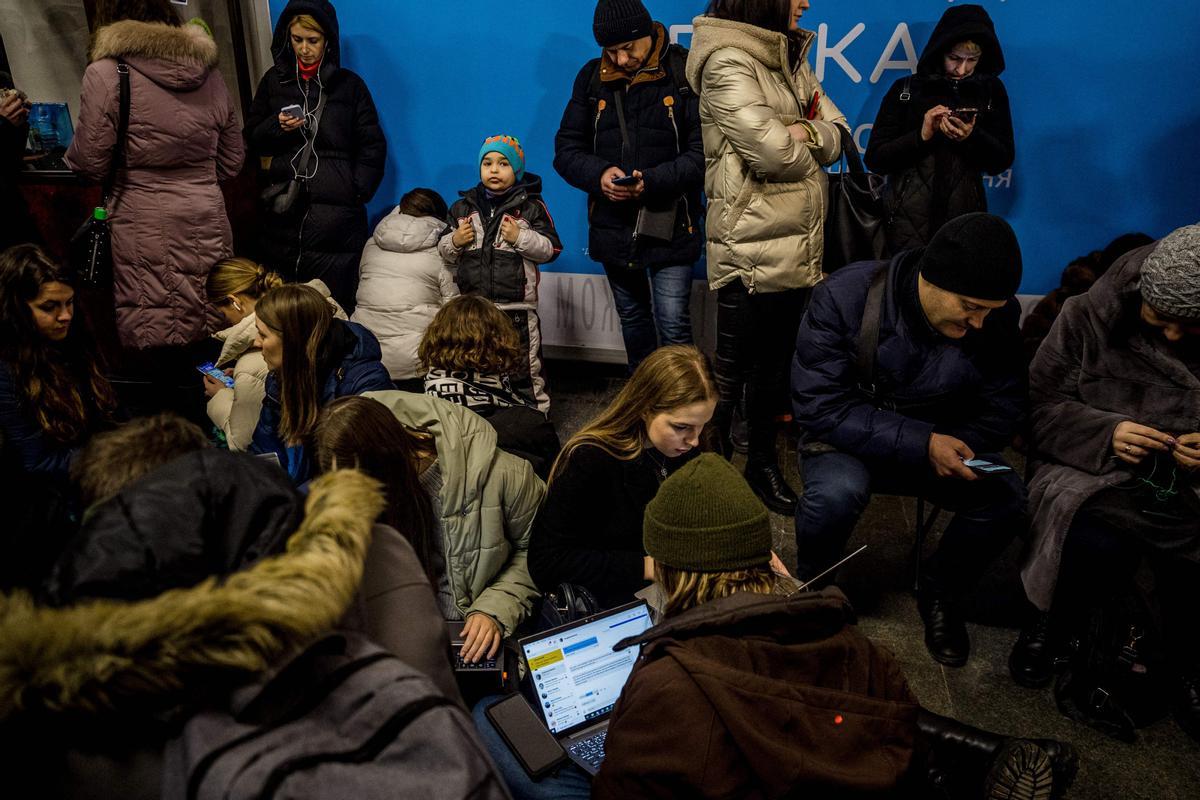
left=791, top=213, right=1027, bottom=669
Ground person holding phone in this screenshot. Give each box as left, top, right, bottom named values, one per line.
left=792, top=214, right=1027, bottom=668
left=553, top=0, right=705, bottom=373
left=243, top=0, right=386, bottom=313
left=1014, top=226, right=1200, bottom=742
left=865, top=4, right=1015, bottom=255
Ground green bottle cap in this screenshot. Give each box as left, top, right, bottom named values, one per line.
left=93, top=207, right=108, bottom=221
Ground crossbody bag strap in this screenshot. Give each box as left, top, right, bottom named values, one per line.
left=103, top=58, right=131, bottom=205
left=611, top=86, right=632, bottom=169
left=855, top=265, right=889, bottom=395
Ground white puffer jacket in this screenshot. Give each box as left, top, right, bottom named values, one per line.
left=352, top=211, right=459, bottom=379
left=206, top=279, right=345, bottom=451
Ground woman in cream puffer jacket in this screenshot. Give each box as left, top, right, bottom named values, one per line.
left=205, top=265, right=346, bottom=451
left=685, top=6, right=848, bottom=514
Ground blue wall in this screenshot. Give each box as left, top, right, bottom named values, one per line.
left=267, top=0, right=1200, bottom=294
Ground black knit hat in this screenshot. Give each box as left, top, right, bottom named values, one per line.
left=918, top=213, right=1023, bottom=300
left=593, top=0, right=654, bottom=47
left=643, top=454, right=772, bottom=572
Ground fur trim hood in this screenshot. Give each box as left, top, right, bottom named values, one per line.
left=90, top=20, right=218, bottom=90
left=685, top=15, right=815, bottom=91
left=0, top=468, right=383, bottom=721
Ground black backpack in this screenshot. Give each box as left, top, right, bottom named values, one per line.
left=162, top=632, right=509, bottom=800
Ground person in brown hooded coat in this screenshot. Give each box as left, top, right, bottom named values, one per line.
left=66, top=1, right=243, bottom=351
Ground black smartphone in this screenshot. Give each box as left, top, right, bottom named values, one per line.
left=612, top=174, right=639, bottom=186
left=484, top=694, right=568, bottom=779
left=962, top=458, right=1013, bottom=476
left=951, top=107, right=978, bottom=123
left=280, top=104, right=304, bottom=120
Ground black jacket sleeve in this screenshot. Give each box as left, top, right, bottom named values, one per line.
left=553, top=61, right=614, bottom=196
left=528, top=446, right=646, bottom=604
left=244, top=71, right=301, bottom=152
left=350, top=77, right=387, bottom=204
left=963, top=79, right=1014, bottom=175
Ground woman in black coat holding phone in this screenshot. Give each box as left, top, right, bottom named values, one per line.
left=865, top=4, right=1014, bottom=254
left=244, top=0, right=386, bottom=313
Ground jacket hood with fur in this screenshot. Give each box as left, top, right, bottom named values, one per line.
left=917, top=4, right=1005, bottom=77
left=0, top=465, right=383, bottom=721
left=685, top=16, right=815, bottom=92
left=90, top=20, right=218, bottom=91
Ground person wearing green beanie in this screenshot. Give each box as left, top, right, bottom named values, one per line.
left=590, top=453, right=1077, bottom=800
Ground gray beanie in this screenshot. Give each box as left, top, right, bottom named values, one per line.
left=1141, top=223, right=1200, bottom=320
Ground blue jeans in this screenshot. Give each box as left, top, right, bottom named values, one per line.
left=795, top=450, right=1026, bottom=591
left=604, top=262, right=693, bottom=371
left=471, top=695, right=592, bottom=800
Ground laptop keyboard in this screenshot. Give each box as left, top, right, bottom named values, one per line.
left=568, top=729, right=607, bottom=769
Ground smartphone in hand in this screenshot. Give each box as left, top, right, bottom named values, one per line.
left=280, top=104, right=304, bottom=121
left=197, top=361, right=234, bottom=389
left=612, top=174, right=639, bottom=187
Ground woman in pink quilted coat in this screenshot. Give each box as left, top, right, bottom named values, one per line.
left=66, top=1, right=243, bottom=353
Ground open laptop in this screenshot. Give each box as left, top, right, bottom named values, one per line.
left=518, top=600, right=653, bottom=775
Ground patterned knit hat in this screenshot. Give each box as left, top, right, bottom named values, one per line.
left=643, top=454, right=772, bottom=572
left=1141, top=224, right=1200, bottom=320
left=478, top=134, right=525, bottom=181
left=593, top=0, right=654, bottom=47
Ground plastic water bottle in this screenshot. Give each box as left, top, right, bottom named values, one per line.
left=81, top=206, right=111, bottom=284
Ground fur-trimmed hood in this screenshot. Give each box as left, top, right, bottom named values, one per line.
left=0, top=467, right=383, bottom=721
left=90, top=20, right=218, bottom=91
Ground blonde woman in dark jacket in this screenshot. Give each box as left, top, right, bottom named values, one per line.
left=685, top=0, right=846, bottom=513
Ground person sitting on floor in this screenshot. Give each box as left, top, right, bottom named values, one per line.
left=791, top=213, right=1027, bottom=668
left=419, top=295, right=559, bottom=479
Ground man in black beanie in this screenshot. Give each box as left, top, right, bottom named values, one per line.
left=553, top=0, right=704, bottom=372
left=791, top=212, right=1028, bottom=668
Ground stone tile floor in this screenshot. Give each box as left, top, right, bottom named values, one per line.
left=546, top=360, right=1200, bottom=800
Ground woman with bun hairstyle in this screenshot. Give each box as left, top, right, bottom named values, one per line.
left=528, top=344, right=717, bottom=608
left=248, top=283, right=390, bottom=481
left=204, top=258, right=348, bottom=450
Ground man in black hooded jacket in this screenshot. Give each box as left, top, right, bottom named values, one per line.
left=865, top=3, right=1015, bottom=255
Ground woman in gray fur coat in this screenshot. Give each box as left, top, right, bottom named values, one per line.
left=1011, top=224, right=1200, bottom=742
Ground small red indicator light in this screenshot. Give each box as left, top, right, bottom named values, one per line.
left=834, top=715, right=844, bottom=725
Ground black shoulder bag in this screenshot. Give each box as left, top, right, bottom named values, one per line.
left=70, top=58, right=130, bottom=287
left=823, top=125, right=887, bottom=274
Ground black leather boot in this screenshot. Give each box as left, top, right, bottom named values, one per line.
left=1009, top=611, right=1058, bottom=689
left=918, top=590, right=970, bottom=667
left=918, top=711, right=1078, bottom=800
left=1174, top=671, right=1200, bottom=742
left=743, top=462, right=797, bottom=514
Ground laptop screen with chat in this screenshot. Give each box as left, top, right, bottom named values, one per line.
left=521, top=601, right=652, bottom=736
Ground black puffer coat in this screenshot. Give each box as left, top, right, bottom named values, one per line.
left=0, top=70, right=37, bottom=251
left=244, top=0, right=386, bottom=312
left=864, top=5, right=1014, bottom=254
left=553, top=23, right=704, bottom=271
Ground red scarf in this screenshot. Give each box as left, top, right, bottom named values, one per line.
left=297, top=58, right=321, bottom=81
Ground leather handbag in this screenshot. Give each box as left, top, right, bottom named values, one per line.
left=69, top=58, right=130, bottom=287
left=822, top=125, right=887, bottom=274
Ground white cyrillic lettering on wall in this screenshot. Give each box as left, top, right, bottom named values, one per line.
left=816, top=23, right=865, bottom=83
left=854, top=123, right=873, bottom=153
left=984, top=169, right=1013, bottom=189
left=669, top=25, right=693, bottom=45
left=870, top=23, right=918, bottom=84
